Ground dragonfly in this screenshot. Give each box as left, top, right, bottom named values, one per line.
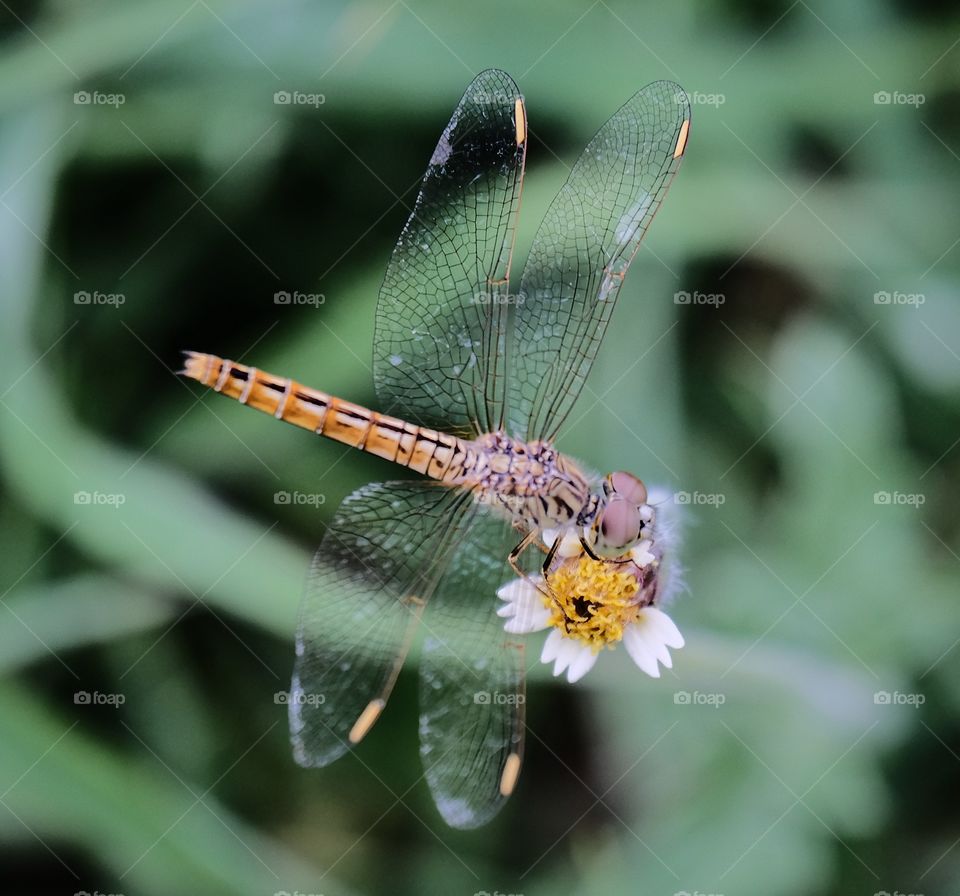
left=183, top=69, right=690, bottom=829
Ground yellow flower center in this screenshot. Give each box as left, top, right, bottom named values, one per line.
left=544, top=556, right=641, bottom=651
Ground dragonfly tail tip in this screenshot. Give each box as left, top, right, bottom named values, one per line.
left=179, top=350, right=208, bottom=381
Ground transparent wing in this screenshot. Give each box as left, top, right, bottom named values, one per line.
left=418, top=511, right=529, bottom=829
left=373, top=68, right=528, bottom=436
left=290, top=480, right=473, bottom=767
left=508, top=81, right=690, bottom=440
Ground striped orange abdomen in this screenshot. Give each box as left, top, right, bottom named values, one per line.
left=181, top=352, right=470, bottom=482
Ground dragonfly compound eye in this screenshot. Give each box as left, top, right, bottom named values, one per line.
left=607, top=471, right=648, bottom=506
left=597, top=497, right=643, bottom=554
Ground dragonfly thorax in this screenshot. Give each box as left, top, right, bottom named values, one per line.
left=464, top=432, right=592, bottom=529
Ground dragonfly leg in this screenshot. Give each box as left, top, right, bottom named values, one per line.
left=509, top=530, right=556, bottom=601
left=578, top=532, right=635, bottom=566
left=508, top=529, right=539, bottom=580
left=578, top=533, right=601, bottom=561
left=509, top=520, right=549, bottom=554
left=541, top=537, right=560, bottom=576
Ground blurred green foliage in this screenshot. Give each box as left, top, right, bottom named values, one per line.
left=2, top=1, right=959, bottom=894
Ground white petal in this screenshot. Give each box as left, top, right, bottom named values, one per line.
left=540, top=629, right=599, bottom=683
left=565, top=647, right=598, bottom=683
left=552, top=638, right=582, bottom=678
left=550, top=639, right=573, bottom=677
left=540, top=528, right=560, bottom=549
left=623, top=626, right=661, bottom=678
left=496, top=577, right=537, bottom=605
left=622, top=607, right=685, bottom=677
left=540, top=628, right=564, bottom=664
left=630, top=540, right=656, bottom=567
left=556, top=530, right=584, bottom=558
left=542, top=528, right=583, bottom=557
left=643, top=606, right=684, bottom=648
left=503, top=605, right=550, bottom=634
left=495, top=576, right=551, bottom=633
left=634, top=622, right=673, bottom=668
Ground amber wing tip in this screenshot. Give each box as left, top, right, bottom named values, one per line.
left=674, top=119, right=690, bottom=159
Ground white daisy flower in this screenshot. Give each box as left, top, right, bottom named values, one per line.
left=495, top=520, right=684, bottom=684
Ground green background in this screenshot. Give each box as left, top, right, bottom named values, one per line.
left=1, top=1, right=959, bottom=894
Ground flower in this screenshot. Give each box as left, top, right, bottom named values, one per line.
left=495, top=527, right=683, bottom=684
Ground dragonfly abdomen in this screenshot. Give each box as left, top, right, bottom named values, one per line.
left=181, top=352, right=471, bottom=481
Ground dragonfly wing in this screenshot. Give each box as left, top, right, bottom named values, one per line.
left=418, top=511, right=528, bottom=828
left=290, top=480, right=474, bottom=766
left=374, top=68, right=528, bottom=436
left=508, top=81, right=690, bottom=441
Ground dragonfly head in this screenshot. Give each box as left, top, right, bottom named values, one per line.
left=591, top=471, right=653, bottom=558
